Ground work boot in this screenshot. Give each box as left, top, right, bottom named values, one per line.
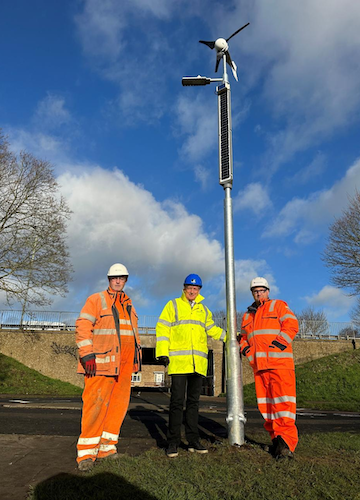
left=268, top=437, right=279, bottom=456
left=166, top=443, right=179, bottom=458
left=274, top=436, right=294, bottom=460
left=188, top=441, right=208, bottom=454
left=78, top=459, right=94, bottom=472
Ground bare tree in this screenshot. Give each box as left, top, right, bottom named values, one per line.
left=323, top=191, right=360, bottom=323
left=323, top=191, right=360, bottom=293
left=213, top=309, right=244, bottom=331
left=0, top=132, right=73, bottom=311
left=296, top=307, right=329, bottom=338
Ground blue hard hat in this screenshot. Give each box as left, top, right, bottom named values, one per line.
left=184, top=274, right=202, bottom=287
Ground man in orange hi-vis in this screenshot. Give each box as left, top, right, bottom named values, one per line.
left=240, top=277, right=299, bottom=459
left=75, top=263, right=141, bottom=471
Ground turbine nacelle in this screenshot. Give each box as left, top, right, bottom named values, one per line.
left=214, top=38, right=228, bottom=53
left=199, top=23, right=249, bottom=82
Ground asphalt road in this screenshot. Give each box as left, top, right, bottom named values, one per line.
left=1, top=391, right=359, bottom=438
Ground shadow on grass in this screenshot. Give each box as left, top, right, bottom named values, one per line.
left=31, top=471, right=159, bottom=500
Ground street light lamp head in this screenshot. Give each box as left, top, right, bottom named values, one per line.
left=182, top=76, right=211, bottom=86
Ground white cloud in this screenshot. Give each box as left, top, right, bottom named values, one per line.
left=34, top=94, right=72, bottom=129
left=74, top=0, right=188, bottom=124
left=58, top=165, right=225, bottom=304
left=304, top=285, right=356, bottom=319
left=287, top=152, right=326, bottom=186
left=6, top=128, right=69, bottom=166
left=233, top=182, right=272, bottom=216
left=263, top=157, right=360, bottom=240
left=194, top=164, right=211, bottom=190
left=175, top=94, right=217, bottom=162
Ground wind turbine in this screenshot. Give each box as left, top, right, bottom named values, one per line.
left=199, top=23, right=249, bottom=81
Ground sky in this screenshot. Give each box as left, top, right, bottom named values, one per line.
left=1, top=0, right=360, bottom=323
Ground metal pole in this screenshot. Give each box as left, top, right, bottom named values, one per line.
left=224, top=187, right=245, bottom=445
left=220, top=53, right=245, bottom=446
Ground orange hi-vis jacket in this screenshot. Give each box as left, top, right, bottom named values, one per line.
left=240, top=298, right=298, bottom=372
left=76, top=288, right=141, bottom=375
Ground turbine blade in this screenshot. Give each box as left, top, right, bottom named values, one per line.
left=226, top=22, right=250, bottom=42
left=199, top=40, right=215, bottom=49
left=226, top=51, right=238, bottom=81
left=215, top=56, right=221, bottom=73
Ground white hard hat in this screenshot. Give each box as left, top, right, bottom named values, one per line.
left=250, top=277, right=269, bottom=290
left=107, top=263, right=129, bottom=277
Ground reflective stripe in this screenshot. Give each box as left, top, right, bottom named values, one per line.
left=157, top=318, right=172, bottom=327
left=119, top=331, right=135, bottom=336
left=192, top=350, right=208, bottom=359
left=206, top=323, right=215, bottom=331
left=169, top=350, right=192, bottom=356
left=280, top=313, right=297, bottom=321
left=175, top=319, right=206, bottom=328
left=157, top=336, right=170, bottom=342
left=77, top=339, right=93, bottom=348
left=257, top=396, right=296, bottom=405
left=78, top=436, right=101, bottom=445
left=269, top=300, right=277, bottom=312
left=248, top=355, right=253, bottom=362
left=111, top=356, right=115, bottom=362
left=268, top=352, right=293, bottom=358
left=99, top=292, right=107, bottom=310
left=248, top=329, right=280, bottom=340
left=119, top=319, right=132, bottom=326
left=279, top=331, right=292, bottom=343
left=262, top=411, right=296, bottom=420
left=101, top=431, right=119, bottom=441
left=244, top=313, right=249, bottom=320
left=99, top=444, right=117, bottom=452
left=96, top=356, right=111, bottom=363
left=169, top=350, right=207, bottom=359
left=256, top=352, right=267, bottom=358
left=78, top=448, right=98, bottom=458
left=79, top=312, right=96, bottom=323
left=93, top=329, right=117, bottom=336
left=172, top=299, right=178, bottom=322
left=220, top=330, right=226, bottom=341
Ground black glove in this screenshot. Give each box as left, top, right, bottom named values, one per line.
left=269, top=340, right=287, bottom=351
left=158, top=356, right=169, bottom=367
left=241, top=346, right=251, bottom=356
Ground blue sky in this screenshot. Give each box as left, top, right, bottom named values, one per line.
left=1, top=0, right=360, bottom=322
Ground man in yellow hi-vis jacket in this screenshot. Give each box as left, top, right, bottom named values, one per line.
left=156, top=274, right=226, bottom=458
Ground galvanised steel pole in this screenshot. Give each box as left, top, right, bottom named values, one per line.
left=218, top=54, right=245, bottom=446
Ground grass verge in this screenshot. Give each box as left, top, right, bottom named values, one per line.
left=29, top=431, right=360, bottom=500
left=244, top=349, right=360, bottom=411
left=0, top=353, right=82, bottom=396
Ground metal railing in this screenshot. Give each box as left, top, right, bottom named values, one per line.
left=0, top=310, right=358, bottom=339
left=0, top=310, right=159, bottom=333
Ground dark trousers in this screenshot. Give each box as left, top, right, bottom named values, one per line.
left=167, top=373, right=203, bottom=445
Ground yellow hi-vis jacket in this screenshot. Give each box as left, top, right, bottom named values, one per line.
left=156, top=292, right=226, bottom=376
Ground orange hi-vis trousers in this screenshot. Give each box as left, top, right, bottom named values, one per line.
left=77, top=337, right=135, bottom=463
left=255, top=368, right=298, bottom=452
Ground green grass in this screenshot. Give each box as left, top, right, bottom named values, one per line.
left=244, top=349, right=360, bottom=411
left=29, top=431, right=360, bottom=500
left=0, top=353, right=82, bottom=396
